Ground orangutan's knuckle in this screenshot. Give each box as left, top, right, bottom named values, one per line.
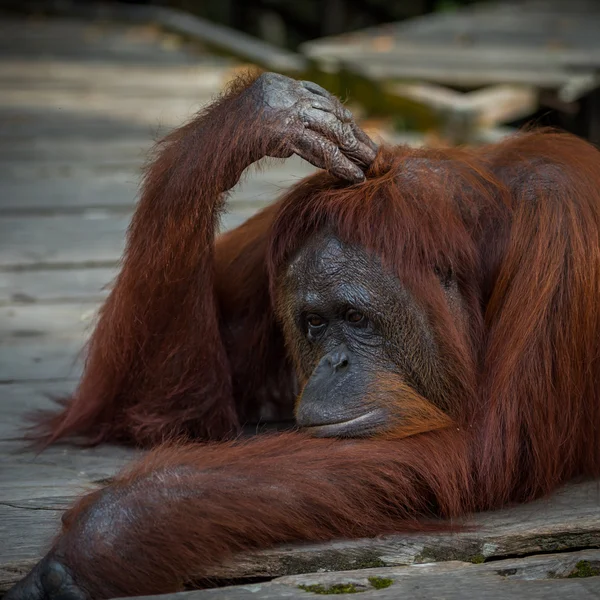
left=344, top=135, right=359, bottom=151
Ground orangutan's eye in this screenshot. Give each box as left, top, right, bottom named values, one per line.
left=307, top=314, right=325, bottom=328
left=345, top=309, right=365, bottom=325
left=305, top=314, right=328, bottom=340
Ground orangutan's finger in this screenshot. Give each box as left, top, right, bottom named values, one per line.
left=299, top=107, right=377, bottom=169
left=291, top=129, right=365, bottom=183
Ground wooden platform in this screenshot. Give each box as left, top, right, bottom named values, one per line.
left=302, top=0, right=600, bottom=144
left=302, top=0, right=600, bottom=89
left=0, top=12, right=599, bottom=600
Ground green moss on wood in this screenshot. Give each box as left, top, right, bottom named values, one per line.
left=367, top=576, right=394, bottom=589
left=279, top=551, right=386, bottom=576
left=567, top=561, right=600, bottom=578
left=352, top=557, right=386, bottom=569
left=414, top=545, right=486, bottom=565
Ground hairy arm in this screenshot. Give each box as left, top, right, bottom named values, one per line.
left=6, top=431, right=470, bottom=600
left=35, top=73, right=376, bottom=446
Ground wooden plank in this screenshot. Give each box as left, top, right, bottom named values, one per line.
left=0, top=380, right=75, bottom=429
left=0, top=212, right=130, bottom=268
left=117, top=551, right=600, bottom=599
left=0, top=61, right=232, bottom=94
left=0, top=138, right=152, bottom=164
left=17, top=2, right=307, bottom=73
left=0, top=17, right=232, bottom=67
left=0, top=89, right=216, bottom=130
left=0, top=305, right=94, bottom=381
left=0, top=303, right=92, bottom=382
left=304, top=39, right=600, bottom=69
left=389, top=82, right=537, bottom=127
left=0, top=106, right=164, bottom=140
left=0, top=209, right=269, bottom=268
left=0, top=506, right=63, bottom=564
left=0, top=303, right=99, bottom=336
left=346, top=57, right=585, bottom=89
left=385, top=82, right=538, bottom=143
left=0, top=381, right=140, bottom=496
left=0, top=338, right=84, bottom=383
left=0, top=443, right=136, bottom=501
left=0, top=173, right=140, bottom=213
left=0, top=267, right=114, bottom=305
left=0, top=178, right=278, bottom=214
left=200, top=479, right=600, bottom=579
left=301, top=1, right=600, bottom=91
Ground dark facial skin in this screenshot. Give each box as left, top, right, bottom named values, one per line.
left=277, top=233, right=468, bottom=438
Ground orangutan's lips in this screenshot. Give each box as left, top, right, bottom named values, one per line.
left=304, top=409, right=384, bottom=438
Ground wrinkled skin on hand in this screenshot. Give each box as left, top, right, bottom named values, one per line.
left=247, top=73, right=378, bottom=183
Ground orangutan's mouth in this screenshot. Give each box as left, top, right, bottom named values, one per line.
left=303, top=409, right=386, bottom=438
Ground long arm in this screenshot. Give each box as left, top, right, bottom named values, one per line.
left=6, top=431, right=471, bottom=600
left=32, top=73, right=376, bottom=446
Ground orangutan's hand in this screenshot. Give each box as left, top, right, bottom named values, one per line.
left=248, top=72, right=377, bottom=183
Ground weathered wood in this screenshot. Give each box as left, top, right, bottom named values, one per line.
left=0, top=303, right=94, bottom=379
left=1, top=303, right=100, bottom=335
left=0, top=138, right=153, bottom=165
left=119, top=551, right=600, bottom=599
left=0, top=61, right=231, bottom=94
left=349, top=59, right=591, bottom=89
left=304, top=40, right=600, bottom=70
left=0, top=381, right=75, bottom=432
left=0, top=211, right=264, bottom=268
left=0, top=89, right=215, bottom=130
left=0, top=173, right=141, bottom=213
left=192, top=479, right=600, bottom=580
left=0, top=107, right=163, bottom=141
left=0, top=339, right=84, bottom=382
left=0, top=382, right=140, bottom=501
left=0, top=267, right=115, bottom=305
left=12, top=2, right=307, bottom=73
left=0, top=16, right=231, bottom=67
left=0, top=213, right=130, bottom=268
left=0, top=506, right=63, bottom=563
left=301, top=0, right=600, bottom=94
left=0, top=305, right=95, bottom=383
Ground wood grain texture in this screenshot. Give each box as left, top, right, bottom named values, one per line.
left=115, top=550, right=600, bottom=599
